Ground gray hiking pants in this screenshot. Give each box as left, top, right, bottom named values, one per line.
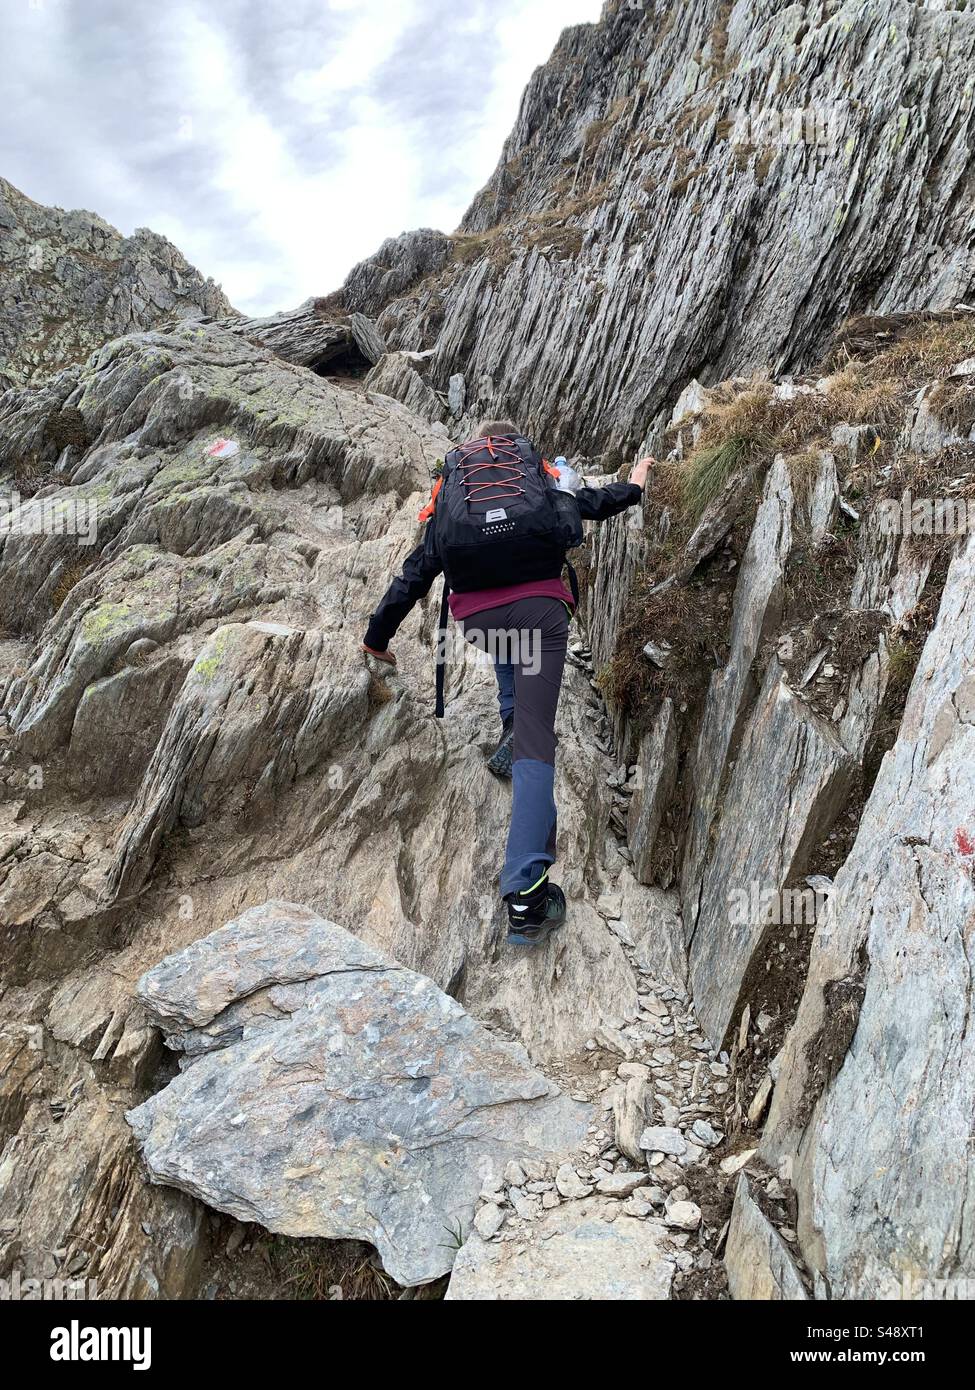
left=460, top=596, right=569, bottom=897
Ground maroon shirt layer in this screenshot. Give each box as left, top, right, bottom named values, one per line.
left=448, top=577, right=574, bottom=622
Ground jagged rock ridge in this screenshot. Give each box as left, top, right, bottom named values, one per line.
left=336, top=0, right=975, bottom=454
left=0, top=176, right=235, bottom=390
left=0, top=310, right=687, bottom=1296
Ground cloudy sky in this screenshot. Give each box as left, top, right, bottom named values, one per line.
left=1, top=0, right=602, bottom=314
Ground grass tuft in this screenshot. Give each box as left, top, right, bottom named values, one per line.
left=884, top=635, right=917, bottom=692
left=681, top=429, right=768, bottom=519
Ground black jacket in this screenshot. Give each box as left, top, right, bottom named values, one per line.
left=363, top=480, right=643, bottom=652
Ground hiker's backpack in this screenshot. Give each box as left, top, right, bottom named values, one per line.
left=423, top=433, right=583, bottom=716
left=428, top=433, right=581, bottom=592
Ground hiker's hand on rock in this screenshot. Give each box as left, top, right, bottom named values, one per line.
left=631, top=457, right=654, bottom=489
left=363, top=643, right=397, bottom=667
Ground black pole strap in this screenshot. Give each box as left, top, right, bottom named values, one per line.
left=566, top=560, right=580, bottom=610
left=434, top=578, right=450, bottom=718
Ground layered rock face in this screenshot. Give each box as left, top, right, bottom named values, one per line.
left=584, top=318, right=975, bottom=1298
left=0, top=177, right=234, bottom=390
left=761, top=532, right=975, bottom=1299
left=335, top=0, right=975, bottom=455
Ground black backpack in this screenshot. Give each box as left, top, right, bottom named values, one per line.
left=427, top=434, right=581, bottom=715
left=431, top=434, right=580, bottom=590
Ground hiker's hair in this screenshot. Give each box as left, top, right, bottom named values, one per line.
left=476, top=418, right=520, bottom=438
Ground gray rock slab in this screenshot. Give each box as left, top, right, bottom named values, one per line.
left=763, top=536, right=975, bottom=1297
left=445, top=1198, right=674, bottom=1300
left=128, top=902, right=590, bottom=1287
left=725, top=1175, right=808, bottom=1301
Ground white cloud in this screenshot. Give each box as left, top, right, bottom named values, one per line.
left=0, top=0, right=604, bottom=314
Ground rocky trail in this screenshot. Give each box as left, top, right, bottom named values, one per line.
left=447, top=646, right=732, bottom=1302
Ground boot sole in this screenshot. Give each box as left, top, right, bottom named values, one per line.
left=486, top=741, right=514, bottom=777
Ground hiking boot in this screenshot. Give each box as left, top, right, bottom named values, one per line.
left=486, top=713, right=515, bottom=778
left=505, top=876, right=566, bottom=946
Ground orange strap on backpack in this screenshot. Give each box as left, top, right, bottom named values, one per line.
left=420, top=447, right=556, bottom=521
left=418, top=475, right=443, bottom=522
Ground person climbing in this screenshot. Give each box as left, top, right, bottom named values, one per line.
left=362, top=420, right=652, bottom=947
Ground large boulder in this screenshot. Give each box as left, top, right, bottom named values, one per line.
left=127, top=902, right=591, bottom=1287
left=222, top=300, right=387, bottom=373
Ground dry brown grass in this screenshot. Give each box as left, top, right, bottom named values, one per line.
left=672, top=350, right=922, bottom=521
left=311, top=293, right=347, bottom=320
left=729, top=143, right=757, bottom=173
left=927, top=378, right=975, bottom=436
left=13, top=455, right=47, bottom=497
left=50, top=561, right=92, bottom=613
left=755, top=148, right=777, bottom=184
left=526, top=226, right=585, bottom=258
left=826, top=310, right=975, bottom=380
left=605, top=94, right=634, bottom=126
left=581, top=117, right=612, bottom=153
left=669, top=166, right=708, bottom=197
left=673, top=102, right=716, bottom=136
left=664, top=313, right=975, bottom=533
left=278, top=1239, right=401, bottom=1301
left=451, top=226, right=511, bottom=267
left=367, top=672, right=394, bottom=713
left=678, top=390, right=775, bottom=517
left=521, top=183, right=608, bottom=257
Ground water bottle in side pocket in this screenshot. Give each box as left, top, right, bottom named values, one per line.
left=551, top=455, right=583, bottom=548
